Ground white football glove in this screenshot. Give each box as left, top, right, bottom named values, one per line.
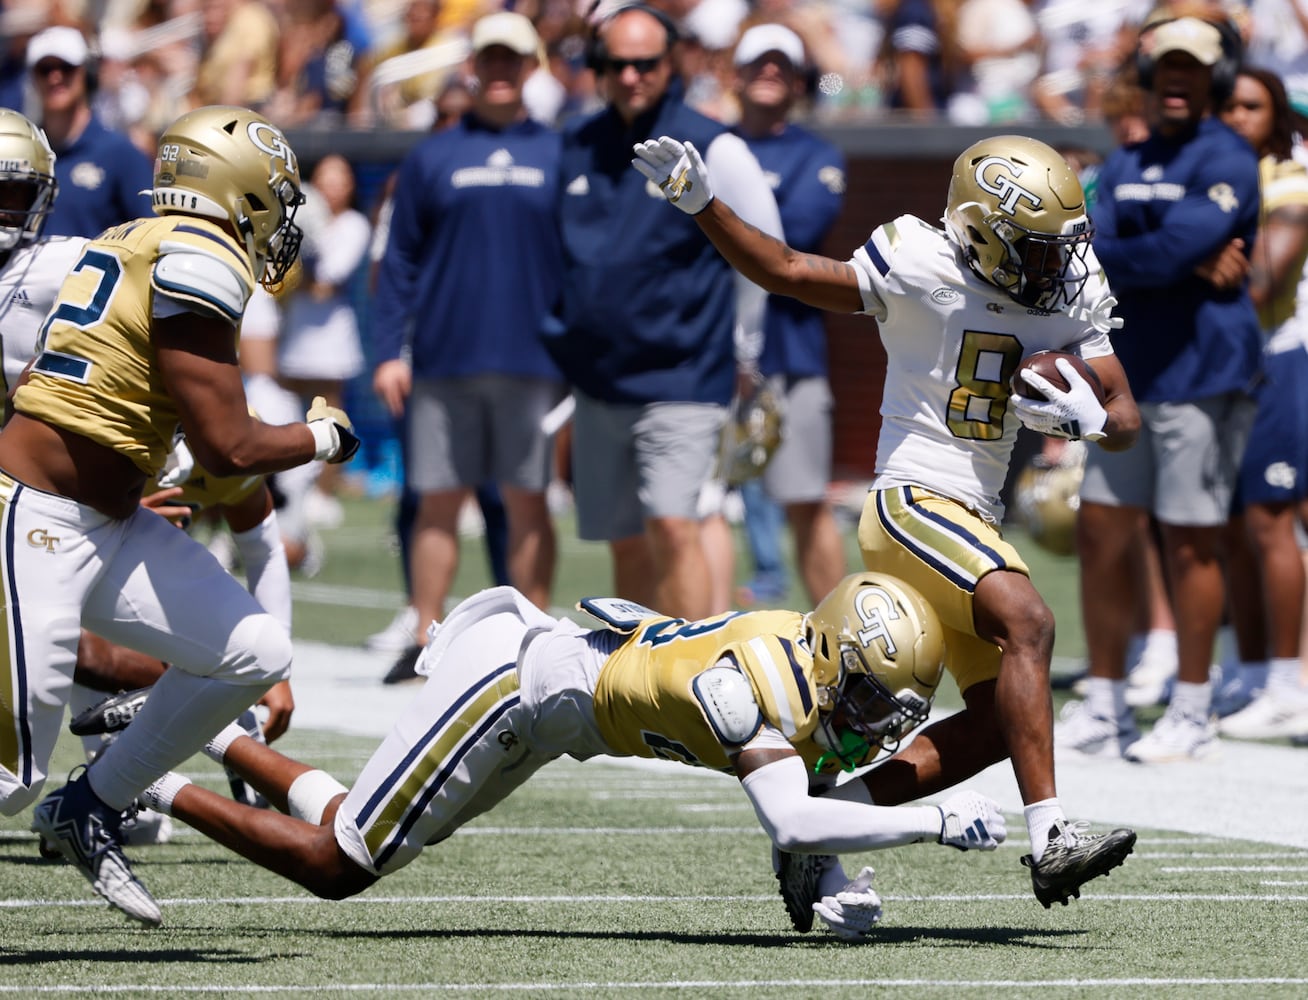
left=631, top=136, right=714, bottom=215
left=1063, top=294, right=1125, bottom=334
left=936, top=790, right=1007, bottom=851
left=307, top=395, right=361, bottom=463
left=1011, top=358, right=1108, bottom=442
left=812, top=866, right=883, bottom=942
left=156, top=434, right=196, bottom=489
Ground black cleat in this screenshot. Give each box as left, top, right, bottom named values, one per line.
left=382, top=644, right=424, bottom=685
left=775, top=850, right=835, bottom=932
left=1022, top=820, right=1137, bottom=908
left=69, top=687, right=151, bottom=736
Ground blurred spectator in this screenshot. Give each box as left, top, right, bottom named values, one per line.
left=882, top=0, right=965, bottom=118
left=278, top=154, right=372, bottom=529
left=730, top=24, right=848, bottom=606
left=1060, top=17, right=1263, bottom=763
left=27, top=26, right=153, bottom=238
left=370, top=12, right=564, bottom=683
left=951, top=0, right=1040, bottom=123
left=188, top=0, right=280, bottom=111
left=540, top=4, right=779, bottom=619
left=1030, top=0, right=1137, bottom=125
left=349, top=0, right=465, bottom=129
left=1214, top=65, right=1308, bottom=740
left=1247, top=0, right=1308, bottom=117
left=267, top=0, right=363, bottom=127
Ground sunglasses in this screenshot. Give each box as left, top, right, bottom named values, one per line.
left=32, top=60, right=79, bottom=78
left=600, top=54, right=665, bottom=75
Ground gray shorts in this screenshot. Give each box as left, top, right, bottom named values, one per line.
left=1080, top=392, right=1257, bottom=526
left=571, top=392, right=726, bottom=541
left=406, top=375, right=562, bottom=493
left=762, top=375, right=833, bottom=504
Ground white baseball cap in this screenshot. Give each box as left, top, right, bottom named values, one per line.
left=734, top=24, right=805, bottom=68
left=471, top=12, right=539, bottom=56
left=26, top=26, right=89, bottom=69
left=1147, top=17, right=1223, bottom=67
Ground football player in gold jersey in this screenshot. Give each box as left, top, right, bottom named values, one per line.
left=632, top=134, right=1139, bottom=909
left=2, top=106, right=359, bottom=927
left=134, top=573, right=1008, bottom=941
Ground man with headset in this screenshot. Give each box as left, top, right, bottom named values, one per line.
left=540, top=3, right=780, bottom=621
left=1058, top=16, right=1264, bottom=762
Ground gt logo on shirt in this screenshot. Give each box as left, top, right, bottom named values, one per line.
left=26, top=528, right=59, bottom=552
left=973, top=156, right=1042, bottom=216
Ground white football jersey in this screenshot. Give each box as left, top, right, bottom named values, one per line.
left=0, top=236, right=88, bottom=391
left=850, top=214, right=1114, bottom=521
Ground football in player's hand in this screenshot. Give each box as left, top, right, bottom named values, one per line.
left=1011, top=351, right=1104, bottom=403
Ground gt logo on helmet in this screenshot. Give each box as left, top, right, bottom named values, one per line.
left=854, top=585, right=902, bottom=658
left=247, top=121, right=297, bottom=174
left=973, top=155, right=1042, bottom=216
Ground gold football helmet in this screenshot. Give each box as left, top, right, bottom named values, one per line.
left=944, top=135, right=1093, bottom=313
left=1012, top=441, right=1085, bottom=557
left=151, top=106, right=305, bottom=290
left=804, top=572, right=946, bottom=769
left=0, top=109, right=57, bottom=251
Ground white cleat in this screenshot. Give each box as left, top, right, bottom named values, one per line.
left=1054, top=700, right=1139, bottom=759
left=1218, top=692, right=1308, bottom=741
left=1125, top=708, right=1218, bottom=763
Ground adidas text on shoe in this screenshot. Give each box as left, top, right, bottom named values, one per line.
left=775, top=851, right=835, bottom=932
left=30, top=771, right=162, bottom=926
left=1021, top=821, right=1136, bottom=908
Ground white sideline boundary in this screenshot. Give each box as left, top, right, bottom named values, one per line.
left=288, top=640, right=1308, bottom=850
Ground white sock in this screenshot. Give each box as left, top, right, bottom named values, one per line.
left=203, top=722, right=250, bottom=764
left=1268, top=657, right=1306, bottom=697
left=139, top=773, right=192, bottom=816
left=286, top=770, right=348, bottom=825
left=1141, top=629, right=1177, bottom=663
left=1170, top=680, right=1211, bottom=720
left=1084, top=676, right=1129, bottom=720
left=86, top=669, right=271, bottom=810
left=1024, top=798, right=1065, bottom=863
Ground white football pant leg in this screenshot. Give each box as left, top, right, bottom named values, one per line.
left=335, top=610, right=550, bottom=877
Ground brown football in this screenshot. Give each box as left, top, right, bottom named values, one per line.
left=1011, top=351, right=1104, bottom=403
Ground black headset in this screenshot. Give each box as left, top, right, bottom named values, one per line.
left=584, top=2, right=679, bottom=73
left=1136, top=16, right=1242, bottom=105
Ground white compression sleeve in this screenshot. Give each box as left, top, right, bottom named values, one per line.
left=741, top=755, right=941, bottom=854
left=231, top=508, right=292, bottom=631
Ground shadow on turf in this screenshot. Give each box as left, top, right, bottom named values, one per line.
left=298, top=925, right=1086, bottom=949
left=1, top=947, right=263, bottom=966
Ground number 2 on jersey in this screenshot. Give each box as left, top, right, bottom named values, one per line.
left=36, top=249, right=123, bottom=354
left=946, top=330, right=1023, bottom=440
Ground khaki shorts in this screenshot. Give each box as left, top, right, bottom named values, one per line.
left=762, top=375, right=833, bottom=505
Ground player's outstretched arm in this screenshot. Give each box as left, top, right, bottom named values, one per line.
left=633, top=137, right=863, bottom=314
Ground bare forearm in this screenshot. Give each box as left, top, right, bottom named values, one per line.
left=696, top=200, right=863, bottom=313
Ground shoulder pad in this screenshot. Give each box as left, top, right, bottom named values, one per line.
left=576, top=596, right=662, bottom=633
left=152, top=243, right=251, bottom=322
left=693, top=663, right=763, bottom=747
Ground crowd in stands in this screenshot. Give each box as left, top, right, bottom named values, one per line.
left=6, top=0, right=1308, bottom=147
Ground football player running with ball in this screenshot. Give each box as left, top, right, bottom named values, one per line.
left=0, top=106, right=360, bottom=926
left=632, top=133, right=1141, bottom=911
left=135, top=573, right=1005, bottom=941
